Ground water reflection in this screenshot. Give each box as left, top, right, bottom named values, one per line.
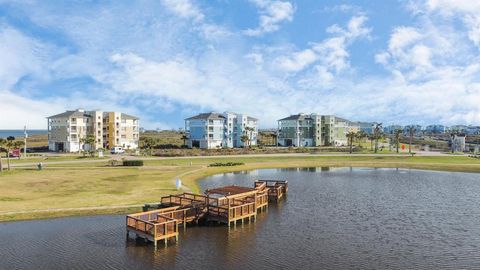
left=2, top=168, right=480, bottom=269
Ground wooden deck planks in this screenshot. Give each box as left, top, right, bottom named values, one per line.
left=126, top=180, right=288, bottom=246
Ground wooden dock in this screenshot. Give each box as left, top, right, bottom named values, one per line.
left=205, top=185, right=258, bottom=226
left=255, top=180, right=288, bottom=202
left=126, top=179, right=287, bottom=246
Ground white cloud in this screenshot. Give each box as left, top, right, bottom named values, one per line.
left=325, top=15, right=371, bottom=39
left=161, top=0, right=204, bottom=22
left=464, top=14, right=480, bottom=47
left=273, top=15, right=370, bottom=73
left=0, top=26, right=48, bottom=90
left=1, top=0, right=480, bottom=129
left=388, top=27, right=422, bottom=52
left=275, top=48, right=317, bottom=72
left=409, top=0, right=480, bottom=49
left=375, top=24, right=455, bottom=78
left=244, top=0, right=294, bottom=36
left=0, top=90, right=63, bottom=129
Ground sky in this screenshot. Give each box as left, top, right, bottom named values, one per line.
left=0, top=0, right=480, bottom=129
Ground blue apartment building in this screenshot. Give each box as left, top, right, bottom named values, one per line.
left=185, top=112, right=258, bottom=149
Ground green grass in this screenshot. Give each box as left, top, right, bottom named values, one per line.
left=5, top=155, right=107, bottom=164
left=1, top=155, right=480, bottom=222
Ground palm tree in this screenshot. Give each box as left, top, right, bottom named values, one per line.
left=368, top=134, right=374, bottom=151
left=80, top=135, right=96, bottom=157
left=408, top=126, right=416, bottom=154
left=141, top=137, right=157, bottom=155
left=4, top=139, right=15, bottom=171
left=346, top=131, right=357, bottom=154
left=181, top=133, right=188, bottom=147
left=394, top=129, right=402, bottom=153
left=372, top=123, right=383, bottom=153
left=240, top=135, right=249, bottom=147
left=355, top=131, right=366, bottom=148
left=0, top=138, right=6, bottom=172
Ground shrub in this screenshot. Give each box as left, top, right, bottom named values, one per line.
left=123, top=160, right=144, bottom=166
left=208, top=162, right=245, bottom=167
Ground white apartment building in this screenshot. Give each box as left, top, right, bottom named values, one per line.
left=47, top=109, right=139, bottom=152
left=185, top=112, right=258, bottom=149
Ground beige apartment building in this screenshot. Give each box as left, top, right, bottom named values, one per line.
left=47, top=109, right=139, bottom=152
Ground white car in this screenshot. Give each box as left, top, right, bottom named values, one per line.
left=110, top=147, right=125, bottom=154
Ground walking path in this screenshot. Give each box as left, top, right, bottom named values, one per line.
left=8, top=151, right=452, bottom=168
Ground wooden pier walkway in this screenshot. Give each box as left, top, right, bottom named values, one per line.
left=255, top=180, right=288, bottom=202
left=126, top=179, right=288, bottom=247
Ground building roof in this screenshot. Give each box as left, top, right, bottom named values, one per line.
left=185, top=112, right=226, bottom=121
left=247, top=116, right=258, bottom=121
left=121, top=113, right=139, bottom=120
left=278, top=114, right=314, bottom=121
left=334, top=116, right=349, bottom=123
left=47, top=110, right=91, bottom=119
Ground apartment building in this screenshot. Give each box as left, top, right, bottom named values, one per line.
left=47, top=109, right=139, bottom=152
left=384, top=125, right=403, bottom=135
left=403, top=125, right=423, bottom=136
left=424, top=125, right=446, bottom=134
left=277, top=113, right=350, bottom=147
left=185, top=112, right=258, bottom=149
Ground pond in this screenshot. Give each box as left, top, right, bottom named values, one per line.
left=2, top=168, right=480, bottom=269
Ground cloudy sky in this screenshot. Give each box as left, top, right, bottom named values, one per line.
left=1, top=0, right=480, bottom=129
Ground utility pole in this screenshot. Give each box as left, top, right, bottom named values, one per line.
left=23, top=125, right=28, bottom=158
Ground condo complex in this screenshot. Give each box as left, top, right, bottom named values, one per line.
left=47, top=109, right=139, bottom=152
left=184, top=112, right=258, bottom=149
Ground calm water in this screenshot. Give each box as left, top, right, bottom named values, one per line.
left=2, top=168, right=480, bottom=269
left=0, top=129, right=47, bottom=138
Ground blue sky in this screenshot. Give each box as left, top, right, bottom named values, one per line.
left=1, top=0, right=480, bottom=129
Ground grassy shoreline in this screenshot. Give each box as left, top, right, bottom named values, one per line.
left=1, top=155, right=480, bottom=222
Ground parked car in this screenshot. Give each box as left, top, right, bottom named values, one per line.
left=9, top=149, right=21, bottom=158
left=110, top=147, right=125, bottom=154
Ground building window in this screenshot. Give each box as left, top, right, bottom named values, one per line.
left=209, top=134, right=214, bottom=139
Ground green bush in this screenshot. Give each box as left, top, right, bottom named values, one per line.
left=122, top=160, right=144, bottom=166
left=208, top=162, right=245, bottom=167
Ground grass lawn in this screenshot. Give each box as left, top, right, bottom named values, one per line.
left=6, top=155, right=107, bottom=164
left=1, top=155, right=480, bottom=222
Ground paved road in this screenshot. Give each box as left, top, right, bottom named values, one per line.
left=6, top=151, right=454, bottom=168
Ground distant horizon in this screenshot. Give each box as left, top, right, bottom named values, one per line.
left=1, top=1, right=480, bottom=129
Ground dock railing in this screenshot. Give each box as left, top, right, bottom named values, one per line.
left=255, top=180, right=288, bottom=201
left=160, top=193, right=208, bottom=207
left=126, top=211, right=179, bottom=242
